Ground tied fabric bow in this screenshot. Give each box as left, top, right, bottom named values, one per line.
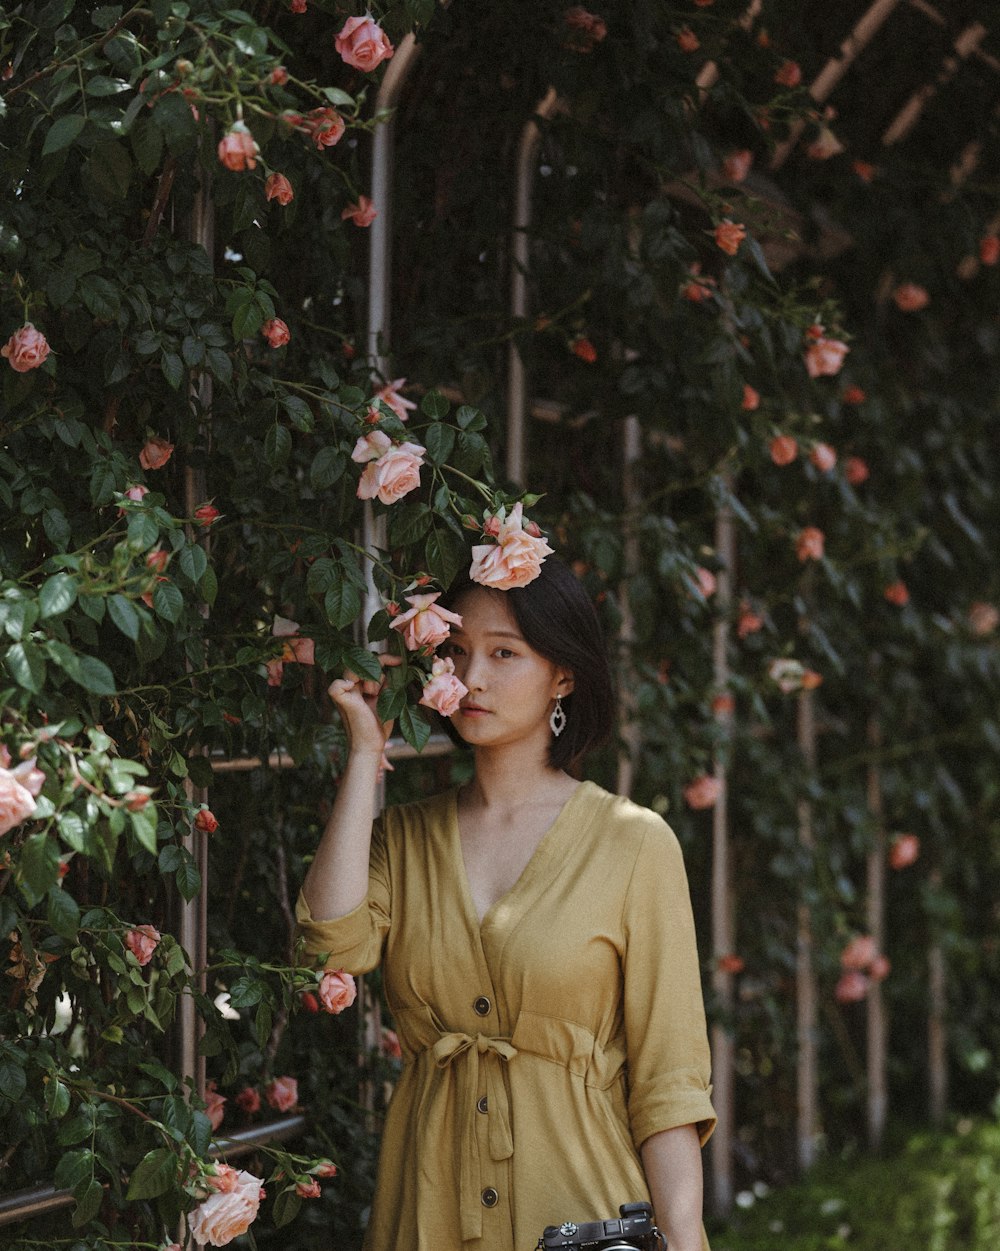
left=432, top=1032, right=518, bottom=1240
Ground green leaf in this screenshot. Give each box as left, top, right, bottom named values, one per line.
left=108, top=594, right=140, bottom=641
left=321, top=86, right=356, bottom=107
left=127, top=511, right=159, bottom=551
left=228, top=976, right=263, bottom=1008
left=342, top=645, right=382, bottom=682
left=47, top=269, right=77, bottom=308
left=161, top=351, right=184, bottom=389
left=78, top=274, right=120, bottom=321
left=5, top=641, right=47, bottom=692
left=377, top=683, right=408, bottom=722
left=389, top=502, right=432, bottom=547
left=20, top=832, right=61, bottom=902
left=152, top=580, right=183, bottom=623
left=423, top=423, right=455, bottom=465
left=306, top=556, right=339, bottom=595
left=130, top=805, right=158, bottom=855
left=44, top=1076, right=71, bottom=1119
left=85, top=75, right=130, bottom=96
left=310, top=446, right=345, bottom=491
left=425, top=528, right=465, bottom=589
left=74, top=655, right=117, bottom=695
left=282, top=394, right=314, bottom=431
left=273, top=1188, right=303, bottom=1229
left=39, top=572, right=78, bottom=618
left=200, top=564, right=218, bottom=607
left=179, top=544, right=208, bottom=584
left=0, top=1060, right=27, bottom=1102
left=42, top=507, right=72, bottom=549
left=399, top=703, right=432, bottom=753
left=455, top=404, right=487, bottom=431
left=176, top=857, right=201, bottom=900
left=324, top=582, right=362, bottom=629
left=72, top=1178, right=104, bottom=1228
left=42, top=114, right=86, bottom=156
left=131, top=113, right=165, bottom=174
left=264, top=423, right=292, bottom=467
left=420, top=389, right=449, bottom=419
left=55, top=1149, right=93, bottom=1190
left=48, top=887, right=81, bottom=940
left=127, top=1147, right=178, bottom=1200
left=230, top=297, right=263, bottom=340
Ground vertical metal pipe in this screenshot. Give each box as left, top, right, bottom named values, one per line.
left=795, top=688, right=819, bottom=1171
left=709, top=497, right=736, bottom=1215
left=507, top=87, right=558, bottom=488
left=615, top=415, right=643, bottom=798
left=865, top=711, right=888, bottom=1151
left=363, top=33, right=422, bottom=627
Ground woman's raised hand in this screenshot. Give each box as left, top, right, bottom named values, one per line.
left=327, top=654, right=402, bottom=757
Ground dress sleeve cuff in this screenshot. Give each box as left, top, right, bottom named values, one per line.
left=294, top=891, right=376, bottom=967
left=629, top=1077, right=717, bottom=1148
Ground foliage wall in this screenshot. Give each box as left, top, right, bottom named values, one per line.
left=2, top=0, right=1000, bottom=1248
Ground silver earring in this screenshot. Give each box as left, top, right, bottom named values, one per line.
left=550, top=695, right=566, bottom=737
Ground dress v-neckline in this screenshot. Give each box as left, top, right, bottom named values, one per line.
left=449, top=781, right=592, bottom=929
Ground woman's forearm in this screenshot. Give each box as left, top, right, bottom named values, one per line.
left=640, top=1123, right=705, bottom=1251
left=300, top=748, right=381, bottom=920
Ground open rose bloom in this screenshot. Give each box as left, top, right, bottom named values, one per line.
left=391, top=593, right=463, bottom=651
left=265, top=1075, right=299, bottom=1112
left=419, top=656, right=469, bottom=718
left=125, top=923, right=161, bottom=966
left=0, top=760, right=41, bottom=837
left=469, top=503, right=554, bottom=590
left=190, top=1168, right=264, bottom=1246
left=2, top=323, right=51, bottom=372
left=352, top=430, right=426, bottom=505
left=335, top=14, right=394, bottom=72
left=318, top=968, right=357, bottom=1014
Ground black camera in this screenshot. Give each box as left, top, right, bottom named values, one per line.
left=537, top=1201, right=666, bottom=1250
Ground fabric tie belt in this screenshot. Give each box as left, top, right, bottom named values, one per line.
left=432, top=1031, right=518, bottom=1242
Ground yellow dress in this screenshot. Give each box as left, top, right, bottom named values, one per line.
left=295, top=780, right=716, bottom=1251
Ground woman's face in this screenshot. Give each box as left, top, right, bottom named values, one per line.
left=440, top=588, right=573, bottom=754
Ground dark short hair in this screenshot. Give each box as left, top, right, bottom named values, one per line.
left=437, top=556, right=615, bottom=770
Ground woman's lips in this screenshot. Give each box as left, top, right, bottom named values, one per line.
left=459, top=705, right=490, bottom=715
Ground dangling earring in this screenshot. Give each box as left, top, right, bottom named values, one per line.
left=550, top=694, right=567, bottom=737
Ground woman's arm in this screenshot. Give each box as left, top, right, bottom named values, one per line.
left=299, top=661, right=397, bottom=921
left=640, top=1123, right=705, bottom=1251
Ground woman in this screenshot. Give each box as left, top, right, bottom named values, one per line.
left=297, top=557, right=716, bottom=1251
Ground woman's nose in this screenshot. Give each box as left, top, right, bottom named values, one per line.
left=461, top=653, right=486, bottom=692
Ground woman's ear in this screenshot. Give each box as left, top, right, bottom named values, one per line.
left=555, top=669, right=575, bottom=697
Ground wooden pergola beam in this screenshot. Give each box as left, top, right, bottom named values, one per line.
left=882, top=22, right=987, bottom=146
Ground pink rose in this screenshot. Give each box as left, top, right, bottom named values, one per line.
left=296, top=1178, right=322, bottom=1198
left=124, top=484, right=150, bottom=503
left=264, top=173, right=294, bottom=205
left=741, top=383, right=760, bottom=411
left=774, top=59, right=802, bottom=88
left=291, top=0, right=306, bottom=11
left=352, top=432, right=425, bottom=505
left=2, top=323, right=51, bottom=372
left=374, top=377, right=417, bottom=421
left=869, top=954, right=890, bottom=982
left=469, top=503, right=554, bottom=590
left=890, top=833, right=920, bottom=870
left=845, top=456, right=869, bottom=485
left=125, top=923, right=161, bottom=967
left=306, top=107, right=346, bottom=148
left=840, top=934, right=878, bottom=971
left=804, top=335, right=849, bottom=378
left=419, top=656, right=469, bottom=718
left=381, top=1028, right=402, bottom=1060
left=796, top=526, right=825, bottom=562
left=235, top=1087, right=261, bottom=1114
left=189, top=1169, right=263, bottom=1246
left=204, top=1087, right=226, bottom=1132
left=806, top=127, right=844, bottom=160
left=969, top=602, right=999, bottom=636
left=714, top=219, right=746, bottom=256
left=205, top=1164, right=239, bottom=1194
left=737, top=602, right=764, bottom=638
left=140, top=436, right=174, bottom=470
left=391, top=593, right=463, bottom=651
left=341, top=195, right=377, bottom=227
left=335, top=15, right=394, bottom=73
left=194, top=808, right=219, bottom=834
left=217, top=123, right=258, bottom=172
left=694, top=567, right=716, bottom=598
left=979, top=235, right=1000, bottom=266
left=563, top=6, right=607, bottom=52
left=676, top=25, right=699, bottom=52
left=769, top=434, right=798, bottom=466
left=265, top=1075, right=298, bottom=1112
left=884, top=581, right=909, bottom=607
left=835, top=970, right=868, bottom=1004
left=318, top=969, right=357, bottom=1014
left=893, top=282, right=930, bottom=312
left=11, top=757, right=45, bottom=797
left=0, top=767, right=37, bottom=837
left=722, top=149, right=753, bottom=182
left=683, top=774, right=721, bottom=810
left=809, top=442, right=837, bottom=472
left=260, top=318, right=290, bottom=348
left=312, top=1160, right=338, bottom=1177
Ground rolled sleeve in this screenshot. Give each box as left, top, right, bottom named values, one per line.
left=294, top=817, right=391, bottom=974
left=622, top=819, right=716, bottom=1148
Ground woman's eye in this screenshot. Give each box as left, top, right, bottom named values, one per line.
left=495, top=648, right=515, bottom=659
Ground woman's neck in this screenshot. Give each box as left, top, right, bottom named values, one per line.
left=466, top=737, right=573, bottom=811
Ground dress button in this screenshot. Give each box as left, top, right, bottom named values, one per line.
left=477, top=1095, right=488, bottom=1114
left=473, top=995, right=491, bottom=1016
left=481, top=1187, right=499, bottom=1208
